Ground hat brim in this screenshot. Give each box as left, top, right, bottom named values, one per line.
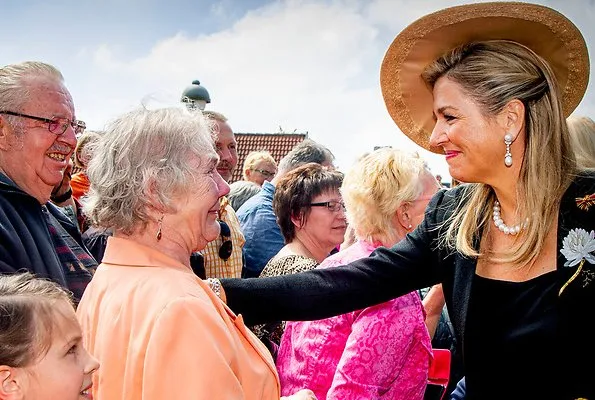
left=380, top=2, right=590, bottom=154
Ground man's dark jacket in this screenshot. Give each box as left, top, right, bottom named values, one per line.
left=0, top=173, right=92, bottom=290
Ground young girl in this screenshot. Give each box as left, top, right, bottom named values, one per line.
left=0, top=272, right=99, bottom=400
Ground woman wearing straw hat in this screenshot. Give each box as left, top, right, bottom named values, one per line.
left=210, top=2, right=595, bottom=399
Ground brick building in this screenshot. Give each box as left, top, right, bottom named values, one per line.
left=231, top=132, right=307, bottom=183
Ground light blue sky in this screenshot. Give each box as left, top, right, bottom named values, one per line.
left=2, top=0, right=594, bottom=179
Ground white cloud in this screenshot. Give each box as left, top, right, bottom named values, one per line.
left=67, top=0, right=595, bottom=180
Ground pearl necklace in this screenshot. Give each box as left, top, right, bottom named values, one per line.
left=492, top=201, right=529, bottom=235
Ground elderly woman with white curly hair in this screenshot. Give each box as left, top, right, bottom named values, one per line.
left=76, top=107, right=316, bottom=400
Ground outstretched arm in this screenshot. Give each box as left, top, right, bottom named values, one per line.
left=221, top=189, right=455, bottom=326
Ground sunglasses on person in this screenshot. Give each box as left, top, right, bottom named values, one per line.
left=310, top=200, right=346, bottom=212
left=218, top=220, right=233, bottom=261
left=252, top=168, right=275, bottom=178
left=0, top=111, right=86, bottom=135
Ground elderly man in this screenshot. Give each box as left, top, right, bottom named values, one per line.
left=0, top=61, right=96, bottom=301
left=200, top=111, right=245, bottom=279
left=237, top=139, right=335, bottom=278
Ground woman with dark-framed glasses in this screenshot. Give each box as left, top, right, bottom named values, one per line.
left=250, top=163, right=346, bottom=357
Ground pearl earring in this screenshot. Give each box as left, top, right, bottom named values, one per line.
left=504, top=133, right=513, bottom=167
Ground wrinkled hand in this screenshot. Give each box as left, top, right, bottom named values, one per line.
left=281, top=389, right=317, bottom=400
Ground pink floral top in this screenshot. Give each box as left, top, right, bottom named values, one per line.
left=277, top=239, right=433, bottom=400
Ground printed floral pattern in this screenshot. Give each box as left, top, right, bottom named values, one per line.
left=560, top=228, right=595, bottom=267
left=559, top=228, right=595, bottom=295
left=276, top=240, right=432, bottom=400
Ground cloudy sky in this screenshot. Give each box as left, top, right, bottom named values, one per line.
left=2, top=0, right=593, bottom=179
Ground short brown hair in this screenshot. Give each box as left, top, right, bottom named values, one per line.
left=0, top=272, right=73, bottom=367
left=273, top=163, right=343, bottom=242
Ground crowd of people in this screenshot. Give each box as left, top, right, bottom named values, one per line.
left=0, top=2, right=594, bottom=400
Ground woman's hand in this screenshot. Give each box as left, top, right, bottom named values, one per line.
left=281, top=388, right=317, bottom=400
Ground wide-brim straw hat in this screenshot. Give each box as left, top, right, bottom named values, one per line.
left=380, top=1, right=590, bottom=153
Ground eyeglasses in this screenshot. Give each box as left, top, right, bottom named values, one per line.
left=218, top=220, right=233, bottom=261
left=0, top=111, right=86, bottom=135
left=310, top=201, right=346, bottom=212
left=252, top=168, right=275, bottom=178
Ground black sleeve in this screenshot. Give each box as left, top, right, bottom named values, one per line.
left=0, top=205, right=66, bottom=287
left=82, top=227, right=113, bottom=263
left=222, top=188, right=455, bottom=326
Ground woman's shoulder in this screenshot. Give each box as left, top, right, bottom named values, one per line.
left=423, top=183, right=474, bottom=225
left=147, top=277, right=239, bottom=332
left=80, top=268, right=220, bottom=331
left=260, top=254, right=318, bottom=277
left=146, top=270, right=214, bottom=303
left=569, top=170, right=595, bottom=191
left=436, top=183, right=474, bottom=203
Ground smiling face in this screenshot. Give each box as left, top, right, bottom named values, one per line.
left=174, top=153, right=230, bottom=252
left=213, top=120, right=237, bottom=182
left=20, top=300, right=99, bottom=400
left=0, top=76, right=77, bottom=203
left=428, top=77, right=510, bottom=185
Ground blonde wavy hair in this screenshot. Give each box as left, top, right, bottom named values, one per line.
left=341, top=148, right=430, bottom=245
left=567, top=115, right=595, bottom=169
left=422, top=40, right=577, bottom=266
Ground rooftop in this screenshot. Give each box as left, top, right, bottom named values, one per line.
left=231, top=132, right=308, bottom=183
